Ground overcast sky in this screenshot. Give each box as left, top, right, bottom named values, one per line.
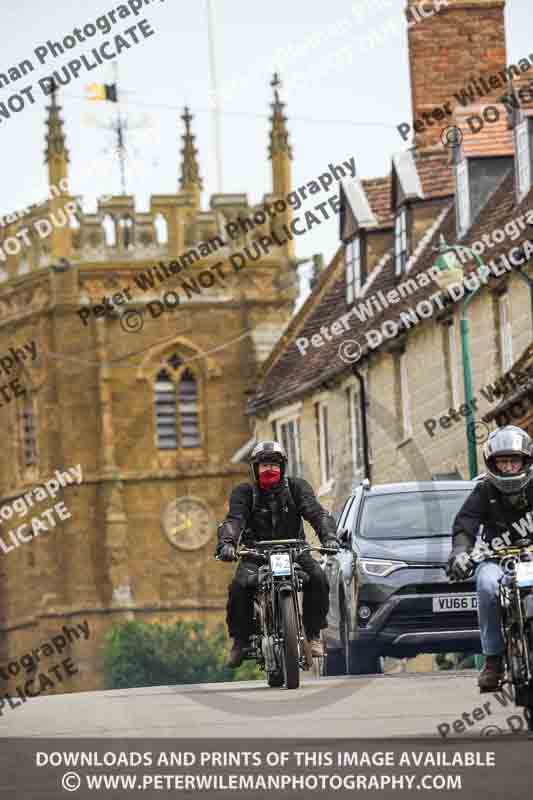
left=0, top=0, right=530, bottom=294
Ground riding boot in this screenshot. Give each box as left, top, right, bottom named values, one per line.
left=478, top=655, right=505, bottom=692
left=226, top=639, right=248, bottom=669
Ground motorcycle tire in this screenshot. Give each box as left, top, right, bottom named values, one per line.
left=267, top=671, right=284, bottom=688
left=280, top=592, right=300, bottom=690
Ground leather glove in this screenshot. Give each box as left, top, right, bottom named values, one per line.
left=447, top=550, right=473, bottom=581
left=323, top=536, right=340, bottom=552
left=217, top=543, right=236, bottom=562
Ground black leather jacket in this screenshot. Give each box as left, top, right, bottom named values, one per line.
left=217, top=477, right=337, bottom=548
left=452, top=478, right=533, bottom=553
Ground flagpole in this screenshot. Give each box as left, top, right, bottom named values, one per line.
left=206, top=0, right=223, bottom=193
left=113, top=62, right=127, bottom=195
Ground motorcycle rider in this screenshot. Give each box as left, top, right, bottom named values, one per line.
left=448, top=425, right=533, bottom=691
left=216, top=440, right=339, bottom=668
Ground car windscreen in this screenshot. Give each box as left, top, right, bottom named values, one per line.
left=357, top=490, right=471, bottom=539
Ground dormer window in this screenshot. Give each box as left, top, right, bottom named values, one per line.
left=516, top=119, right=531, bottom=200
left=345, top=234, right=365, bottom=304
left=456, top=160, right=470, bottom=236
left=394, top=206, right=408, bottom=276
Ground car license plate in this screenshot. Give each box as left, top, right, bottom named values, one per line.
left=432, top=594, right=477, bottom=612
left=270, top=553, right=291, bottom=576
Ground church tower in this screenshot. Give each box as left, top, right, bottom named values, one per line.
left=0, top=78, right=300, bottom=693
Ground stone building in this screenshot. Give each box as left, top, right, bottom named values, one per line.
left=249, top=0, right=532, bottom=523
left=0, top=80, right=301, bottom=693
left=248, top=0, right=532, bottom=673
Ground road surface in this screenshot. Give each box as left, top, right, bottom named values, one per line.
left=1, top=670, right=528, bottom=738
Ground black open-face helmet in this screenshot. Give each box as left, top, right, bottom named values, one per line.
left=250, top=440, right=288, bottom=483
left=483, top=425, right=533, bottom=495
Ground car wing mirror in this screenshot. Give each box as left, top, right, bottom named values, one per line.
left=338, top=528, right=350, bottom=547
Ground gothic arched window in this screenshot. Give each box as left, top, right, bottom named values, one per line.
left=102, top=214, right=116, bottom=247
left=178, top=369, right=200, bottom=448
left=154, top=213, right=168, bottom=245
left=153, top=356, right=202, bottom=451
left=154, top=369, right=177, bottom=450
left=118, top=215, right=134, bottom=249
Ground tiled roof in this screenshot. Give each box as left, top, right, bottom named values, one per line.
left=414, top=150, right=455, bottom=199
left=361, top=177, right=393, bottom=227
left=454, top=104, right=514, bottom=158
left=483, top=343, right=533, bottom=421
left=253, top=246, right=344, bottom=385
left=249, top=165, right=533, bottom=414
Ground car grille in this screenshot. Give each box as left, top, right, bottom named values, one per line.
left=395, top=582, right=475, bottom=595
left=384, top=607, right=479, bottom=633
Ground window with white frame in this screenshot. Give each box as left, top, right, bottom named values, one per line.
left=456, top=160, right=470, bottom=235
left=275, top=417, right=301, bottom=477
left=345, top=236, right=361, bottom=304
left=399, top=351, right=412, bottom=440
left=347, top=386, right=365, bottom=476
left=315, top=402, right=333, bottom=487
left=517, top=120, right=531, bottom=199
left=499, top=293, right=513, bottom=372
left=394, top=206, right=408, bottom=276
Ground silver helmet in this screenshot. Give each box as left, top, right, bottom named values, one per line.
left=483, top=425, right=533, bottom=495
left=250, top=440, right=288, bottom=483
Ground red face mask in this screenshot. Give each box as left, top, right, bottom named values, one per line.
left=258, top=466, right=281, bottom=489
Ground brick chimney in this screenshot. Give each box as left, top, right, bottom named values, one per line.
left=406, top=0, right=507, bottom=150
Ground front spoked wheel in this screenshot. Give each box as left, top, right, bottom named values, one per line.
left=279, top=593, right=300, bottom=689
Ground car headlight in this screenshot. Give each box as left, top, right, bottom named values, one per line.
left=359, top=558, right=408, bottom=577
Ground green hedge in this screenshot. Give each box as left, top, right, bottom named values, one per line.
left=101, top=620, right=262, bottom=689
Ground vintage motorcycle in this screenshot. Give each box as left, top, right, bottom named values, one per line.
left=228, top=539, right=336, bottom=689
left=461, top=541, right=533, bottom=730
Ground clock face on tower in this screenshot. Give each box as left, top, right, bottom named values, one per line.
left=162, top=496, right=213, bottom=551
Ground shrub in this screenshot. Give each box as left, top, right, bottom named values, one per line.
left=101, top=620, right=262, bottom=689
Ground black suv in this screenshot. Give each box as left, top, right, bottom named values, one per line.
left=322, top=480, right=481, bottom=675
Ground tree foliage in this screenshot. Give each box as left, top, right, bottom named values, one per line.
left=101, top=620, right=262, bottom=689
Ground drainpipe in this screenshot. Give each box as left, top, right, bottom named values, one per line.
left=352, top=365, right=371, bottom=482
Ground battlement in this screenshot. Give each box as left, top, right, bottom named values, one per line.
left=0, top=187, right=294, bottom=282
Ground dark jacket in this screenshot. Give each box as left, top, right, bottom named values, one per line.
left=217, top=477, right=337, bottom=548
left=452, top=478, right=533, bottom=553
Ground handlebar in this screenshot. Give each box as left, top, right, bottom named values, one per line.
left=469, top=542, right=533, bottom=564
left=238, top=544, right=338, bottom=560
left=215, top=541, right=339, bottom=563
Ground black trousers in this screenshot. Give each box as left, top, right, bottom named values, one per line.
left=226, top=551, right=330, bottom=641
